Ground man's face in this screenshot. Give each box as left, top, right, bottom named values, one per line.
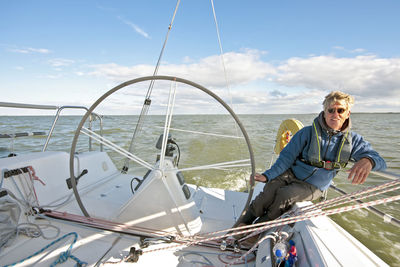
left=324, top=101, right=350, bottom=131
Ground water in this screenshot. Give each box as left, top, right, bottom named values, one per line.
left=1, top=113, right=399, bottom=265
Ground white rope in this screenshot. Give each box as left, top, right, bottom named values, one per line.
left=178, top=159, right=250, bottom=172
left=159, top=81, right=177, bottom=170
left=154, top=126, right=243, bottom=139
left=156, top=82, right=193, bottom=235
left=198, top=179, right=400, bottom=240
left=80, top=127, right=153, bottom=170
left=210, top=0, right=232, bottom=109
left=122, top=0, right=181, bottom=172
left=299, top=178, right=400, bottom=214
left=210, top=0, right=242, bottom=143
left=146, top=0, right=181, bottom=98
left=142, top=193, right=400, bottom=255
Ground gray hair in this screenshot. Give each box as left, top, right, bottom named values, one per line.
left=323, top=91, right=354, bottom=110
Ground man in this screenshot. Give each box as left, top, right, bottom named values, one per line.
left=240, top=91, right=387, bottom=225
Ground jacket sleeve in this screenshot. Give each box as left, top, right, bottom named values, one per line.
left=263, top=127, right=310, bottom=180
left=350, top=132, right=387, bottom=171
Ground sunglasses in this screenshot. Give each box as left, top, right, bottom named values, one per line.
left=327, top=108, right=346, bottom=114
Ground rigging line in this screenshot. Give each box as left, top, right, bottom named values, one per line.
left=210, top=0, right=241, bottom=140
left=194, top=180, right=400, bottom=239
left=160, top=80, right=177, bottom=169
left=154, top=126, right=244, bottom=139
left=44, top=210, right=175, bottom=237
left=303, top=183, right=400, bottom=217
left=158, top=82, right=193, bottom=235
left=180, top=163, right=251, bottom=172
left=304, top=178, right=400, bottom=212
left=143, top=194, right=400, bottom=254
left=146, top=0, right=181, bottom=99
left=178, top=159, right=250, bottom=172
left=122, top=0, right=181, bottom=172
left=196, top=193, right=400, bottom=249
left=103, top=121, right=244, bottom=139
left=122, top=102, right=150, bottom=173
left=329, top=184, right=400, bottom=228
left=80, top=127, right=153, bottom=170
left=210, top=0, right=232, bottom=109
left=230, top=182, right=400, bottom=240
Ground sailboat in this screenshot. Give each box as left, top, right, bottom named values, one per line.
left=1, top=1, right=399, bottom=266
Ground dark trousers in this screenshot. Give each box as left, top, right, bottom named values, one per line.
left=245, top=169, right=322, bottom=223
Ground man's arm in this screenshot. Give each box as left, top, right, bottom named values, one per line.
left=348, top=132, right=387, bottom=184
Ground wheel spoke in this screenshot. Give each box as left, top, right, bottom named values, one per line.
left=81, top=127, right=153, bottom=170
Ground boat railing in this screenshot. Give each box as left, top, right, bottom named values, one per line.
left=42, top=105, right=103, bottom=152
left=0, top=102, right=103, bottom=153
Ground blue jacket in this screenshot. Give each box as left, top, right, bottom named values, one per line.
left=263, top=113, right=387, bottom=191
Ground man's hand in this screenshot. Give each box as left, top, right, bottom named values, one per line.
left=254, top=173, right=268, bottom=182
left=347, top=158, right=373, bottom=184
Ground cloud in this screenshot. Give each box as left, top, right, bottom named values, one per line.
left=86, top=50, right=400, bottom=113
left=48, top=58, right=75, bottom=67
left=117, top=16, right=150, bottom=39
left=89, top=50, right=274, bottom=87
left=274, top=55, right=400, bottom=98
left=9, top=47, right=51, bottom=54
left=89, top=63, right=155, bottom=80
left=333, top=46, right=366, bottom=54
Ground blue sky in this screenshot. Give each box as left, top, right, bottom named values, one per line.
left=1, top=0, right=400, bottom=115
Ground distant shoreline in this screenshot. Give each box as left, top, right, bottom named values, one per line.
left=1, top=112, right=399, bottom=117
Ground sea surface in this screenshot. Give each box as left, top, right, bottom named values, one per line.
left=1, top=113, right=399, bottom=265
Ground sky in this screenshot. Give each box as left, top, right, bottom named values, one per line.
left=1, top=0, right=400, bottom=115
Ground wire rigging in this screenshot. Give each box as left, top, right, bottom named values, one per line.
left=122, top=0, right=182, bottom=173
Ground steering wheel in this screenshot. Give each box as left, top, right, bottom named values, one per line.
left=69, top=75, right=255, bottom=227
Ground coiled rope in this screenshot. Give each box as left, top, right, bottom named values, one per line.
left=3, top=232, right=86, bottom=267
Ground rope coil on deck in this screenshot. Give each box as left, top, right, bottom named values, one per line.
left=3, top=232, right=86, bottom=267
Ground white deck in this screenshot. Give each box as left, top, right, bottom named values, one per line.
left=0, top=151, right=390, bottom=266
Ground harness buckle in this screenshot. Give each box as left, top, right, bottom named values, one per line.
left=323, top=161, right=334, bottom=170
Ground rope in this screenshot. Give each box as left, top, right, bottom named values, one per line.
left=302, top=178, right=400, bottom=213
left=154, top=126, right=244, bottom=139
left=0, top=181, right=61, bottom=251
left=141, top=188, right=400, bottom=255
left=210, top=0, right=231, bottom=103
left=122, top=0, right=181, bottom=173
left=178, top=159, right=250, bottom=172
left=159, top=81, right=177, bottom=170
left=44, top=210, right=177, bottom=238
left=3, top=232, right=86, bottom=267
left=195, top=178, right=400, bottom=240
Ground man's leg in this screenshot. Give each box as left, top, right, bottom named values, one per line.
left=266, top=179, right=322, bottom=220
left=241, top=170, right=293, bottom=224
